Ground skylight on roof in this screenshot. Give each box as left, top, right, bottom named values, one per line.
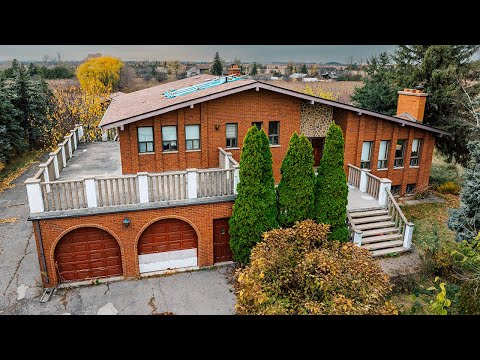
left=163, top=75, right=245, bottom=99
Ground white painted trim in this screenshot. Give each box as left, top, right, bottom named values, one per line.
left=65, top=136, right=72, bottom=158
left=50, top=153, right=59, bottom=179
left=71, top=130, right=77, bottom=150
left=137, top=172, right=149, bottom=203
left=359, top=169, right=370, bottom=193
left=102, top=131, right=108, bottom=142
left=186, top=169, right=198, bottom=199
left=403, top=223, right=414, bottom=249
left=233, top=165, right=240, bottom=195
left=85, top=178, right=97, bottom=208
left=378, top=178, right=392, bottom=207
left=42, top=165, right=51, bottom=193
left=353, top=230, right=362, bottom=246
left=25, top=179, right=44, bottom=213
left=138, top=249, right=198, bottom=273
left=60, top=145, right=67, bottom=167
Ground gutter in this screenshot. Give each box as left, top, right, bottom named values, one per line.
left=34, top=220, right=49, bottom=284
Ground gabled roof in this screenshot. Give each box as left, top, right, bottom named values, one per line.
left=99, top=75, right=451, bottom=137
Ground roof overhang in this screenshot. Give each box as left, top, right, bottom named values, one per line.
left=100, top=81, right=451, bottom=137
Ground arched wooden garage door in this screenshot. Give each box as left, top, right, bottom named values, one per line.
left=138, top=218, right=198, bottom=273
left=55, top=227, right=122, bottom=283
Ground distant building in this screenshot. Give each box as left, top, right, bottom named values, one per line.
left=86, top=53, right=102, bottom=60
left=302, top=77, right=319, bottom=82
left=228, top=64, right=241, bottom=76
left=186, top=64, right=211, bottom=77
left=290, top=73, right=308, bottom=80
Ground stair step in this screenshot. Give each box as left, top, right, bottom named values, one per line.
left=360, top=233, right=403, bottom=244
left=371, top=246, right=409, bottom=257
left=350, top=209, right=388, bottom=218
left=362, top=227, right=400, bottom=237
left=363, top=240, right=404, bottom=250
left=353, top=215, right=392, bottom=225
left=356, top=221, right=395, bottom=230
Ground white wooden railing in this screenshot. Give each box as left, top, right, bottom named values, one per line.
left=365, top=172, right=382, bottom=199
left=347, top=164, right=361, bottom=188
left=218, top=147, right=240, bottom=194
left=27, top=167, right=238, bottom=214
left=386, top=189, right=414, bottom=249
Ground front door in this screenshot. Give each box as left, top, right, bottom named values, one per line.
left=310, top=137, right=325, bottom=166
left=214, top=218, right=233, bottom=263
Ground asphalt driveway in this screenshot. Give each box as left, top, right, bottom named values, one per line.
left=0, top=155, right=236, bottom=315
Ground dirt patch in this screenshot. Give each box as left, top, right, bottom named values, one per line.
left=376, top=246, right=424, bottom=278
left=0, top=218, right=17, bottom=224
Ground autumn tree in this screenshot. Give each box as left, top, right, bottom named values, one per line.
left=304, top=84, right=338, bottom=101
left=210, top=52, right=223, bottom=76
left=229, top=126, right=278, bottom=264
left=315, top=123, right=349, bottom=242
left=309, top=63, right=318, bottom=77
left=277, top=133, right=315, bottom=227
left=76, top=56, right=123, bottom=94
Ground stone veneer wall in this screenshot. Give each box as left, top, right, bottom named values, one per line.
left=300, top=102, right=333, bottom=137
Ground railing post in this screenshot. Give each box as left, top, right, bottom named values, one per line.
left=84, top=177, right=98, bottom=208
left=25, top=178, right=44, bottom=213
left=378, top=178, right=392, bottom=207
left=233, top=165, right=240, bottom=195
left=359, top=169, right=370, bottom=192
left=49, top=152, right=60, bottom=179
left=137, top=172, right=149, bottom=203
left=70, top=130, right=77, bottom=150
left=65, top=136, right=72, bottom=158
left=39, top=164, right=50, bottom=192
left=60, top=144, right=67, bottom=167
left=403, top=223, right=414, bottom=249
left=76, top=124, right=83, bottom=140
left=102, top=131, right=108, bottom=142
left=353, top=230, right=362, bottom=247
left=186, top=168, right=198, bottom=199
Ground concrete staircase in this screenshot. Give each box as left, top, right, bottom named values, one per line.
left=348, top=207, right=409, bottom=257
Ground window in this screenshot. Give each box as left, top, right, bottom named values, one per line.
left=226, top=123, right=238, bottom=148
left=394, top=139, right=406, bottom=167
left=391, top=185, right=401, bottom=195
left=185, top=125, right=200, bottom=150
left=410, top=139, right=421, bottom=166
left=161, top=126, right=177, bottom=152
left=406, top=183, right=416, bottom=194
left=377, top=140, right=389, bottom=169
left=138, top=127, right=154, bottom=153
left=252, top=122, right=262, bottom=130
left=360, top=141, right=373, bottom=169
left=268, top=121, right=280, bottom=145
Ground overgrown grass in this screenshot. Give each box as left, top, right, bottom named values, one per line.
left=429, top=149, right=465, bottom=188
left=0, top=150, right=43, bottom=194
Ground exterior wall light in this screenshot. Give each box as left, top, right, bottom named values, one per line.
left=215, top=124, right=220, bottom=130
left=123, top=218, right=131, bottom=228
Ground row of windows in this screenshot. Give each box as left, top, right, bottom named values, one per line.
left=391, top=183, right=416, bottom=195
left=138, top=122, right=280, bottom=153
left=360, top=139, right=422, bottom=170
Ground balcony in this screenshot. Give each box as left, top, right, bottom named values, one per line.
left=25, top=127, right=239, bottom=219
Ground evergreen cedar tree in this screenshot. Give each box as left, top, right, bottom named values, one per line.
left=277, top=133, right=315, bottom=227
left=448, top=140, right=480, bottom=242
left=250, top=62, right=258, bottom=76
left=314, top=123, right=349, bottom=242
left=210, top=52, right=223, bottom=77
left=229, top=126, right=278, bottom=265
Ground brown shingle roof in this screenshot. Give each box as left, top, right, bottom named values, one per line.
left=100, top=75, right=256, bottom=127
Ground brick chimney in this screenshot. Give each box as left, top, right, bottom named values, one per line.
left=396, top=88, right=428, bottom=122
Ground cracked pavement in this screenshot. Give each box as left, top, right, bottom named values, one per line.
left=0, top=156, right=236, bottom=315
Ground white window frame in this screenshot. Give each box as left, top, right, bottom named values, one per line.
left=360, top=141, right=373, bottom=169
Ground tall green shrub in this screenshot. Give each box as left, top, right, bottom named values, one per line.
left=315, top=123, right=349, bottom=241
left=277, top=133, right=315, bottom=227
left=229, top=126, right=278, bottom=264
left=448, top=140, right=480, bottom=242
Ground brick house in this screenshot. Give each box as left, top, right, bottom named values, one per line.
left=25, top=74, right=449, bottom=288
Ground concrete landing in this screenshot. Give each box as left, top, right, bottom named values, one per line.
left=347, top=185, right=380, bottom=210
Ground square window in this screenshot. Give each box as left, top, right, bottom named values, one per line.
left=138, top=127, right=154, bottom=153
left=226, top=123, right=238, bottom=148
left=406, top=183, right=416, bottom=194
left=162, top=126, right=177, bottom=152
left=391, top=185, right=401, bottom=195
left=185, top=125, right=200, bottom=150
left=252, top=122, right=262, bottom=130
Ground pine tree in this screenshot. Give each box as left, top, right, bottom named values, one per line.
left=300, top=64, right=308, bottom=74
left=210, top=52, right=223, bottom=76
left=448, top=140, right=480, bottom=242
left=277, top=133, right=315, bottom=227
left=250, top=62, right=258, bottom=76
left=314, top=123, right=349, bottom=241
left=229, top=126, right=278, bottom=264
left=0, top=80, right=25, bottom=165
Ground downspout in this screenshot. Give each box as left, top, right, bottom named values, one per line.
left=35, top=220, right=49, bottom=284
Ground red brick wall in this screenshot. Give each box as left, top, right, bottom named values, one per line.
left=334, top=108, right=436, bottom=195
left=33, top=201, right=233, bottom=287
left=119, top=89, right=301, bottom=182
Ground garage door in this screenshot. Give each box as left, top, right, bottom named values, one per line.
left=138, top=218, right=198, bottom=273
left=55, top=227, right=122, bottom=283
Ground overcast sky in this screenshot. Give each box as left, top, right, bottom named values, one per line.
left=0, top=45, right=397, bottom=63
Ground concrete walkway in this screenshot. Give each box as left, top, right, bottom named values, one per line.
left=59, top=142, right=122, bottom=180
left=0, top=155, right=236, bottom=315
left=347, top=185, right=380, bottom=210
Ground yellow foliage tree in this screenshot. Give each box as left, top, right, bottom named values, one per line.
left=76, top=56, right=123, bottom=95
left=304, top=84, right=338, bottom=101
